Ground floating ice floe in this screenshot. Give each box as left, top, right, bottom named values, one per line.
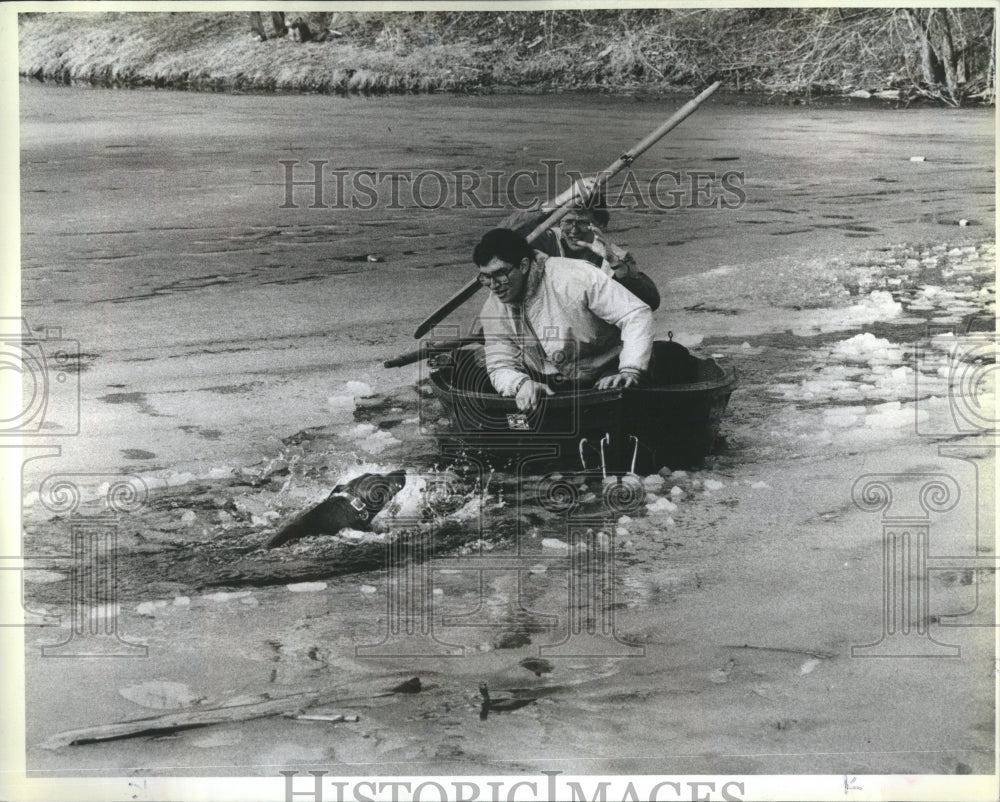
left=646, top=497, right=678, bottom=514
left=337, top=528, right=383, bottom=543
left=800, top=659, right=821, bottom=675
left=119, top=681, right=202, bottom=710
left=345, top=423, right=399, bottom=454
left=165, top=471, right=198, bottom=488
left=287, top=581, right=327, bottom=593
left=773, top=332, right=927, bottom=406
left=829, top=332, right=902, bottom=364
left=904, top=283, right=987, bottom=317
left=450, top=496, right=484, bottom=522
left=326, top=391, right=357, bottom=421
left=541, top=537, right=588, bottom=552
left=136, top=600, right=169, bottom=617
left=345, top=381, right=375, bottom=398
left=703, top=479, right=725, bottom=491
left=791, top=291, right=903, bottom=336
left=642, top=474, right=665, bottom=492
left=204, top=590, right=253, bottom=602
left=669, top=242, right=993, bottom=341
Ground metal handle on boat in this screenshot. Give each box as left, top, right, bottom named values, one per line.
left=580, top=433, right=642, bottom=477
left=599, top=433, right=611, bottom=478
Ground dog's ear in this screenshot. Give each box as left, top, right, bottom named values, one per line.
left=344, top=473, right=373, bottom=492
left=329, top=475, right=366, bottom=496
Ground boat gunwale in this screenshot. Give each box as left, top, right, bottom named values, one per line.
left=429, top=362, right=738, bottom=409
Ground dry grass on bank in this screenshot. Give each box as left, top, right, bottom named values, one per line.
left=18, top=9, right=996, bottom=103
left=19, top=12, right=490, bottom=93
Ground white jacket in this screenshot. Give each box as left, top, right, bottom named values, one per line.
left=479, top=256, right=653, bottom=396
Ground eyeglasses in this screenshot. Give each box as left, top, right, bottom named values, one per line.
left=560, top=217, right=592, bottom=231
left=477, top=264, right=518, bottom=288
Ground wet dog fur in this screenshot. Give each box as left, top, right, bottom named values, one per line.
left=265, top=470, right=406, bottom=549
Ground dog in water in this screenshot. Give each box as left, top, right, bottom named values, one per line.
left=265, top=470, right=407, bottom=549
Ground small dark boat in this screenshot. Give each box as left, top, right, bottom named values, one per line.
left=428, top=339, right=736, bottom=473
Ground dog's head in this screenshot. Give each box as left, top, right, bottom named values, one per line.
left=331, top=470, right=407, bottom=516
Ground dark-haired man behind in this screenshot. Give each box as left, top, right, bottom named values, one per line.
left=474, top=228, right=654, bottom=412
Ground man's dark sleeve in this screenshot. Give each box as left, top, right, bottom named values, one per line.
left=615, top=272, right=660, bottom=311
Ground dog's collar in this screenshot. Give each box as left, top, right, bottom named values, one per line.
left=331, top=492, right=371, bottom=521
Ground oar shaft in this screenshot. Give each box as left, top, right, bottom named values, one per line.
left=624, top=81, right=722, bottom=164
left=525, top=81, right=721, bottom=242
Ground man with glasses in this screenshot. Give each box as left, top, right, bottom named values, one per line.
left=502, top=189, right=659, bottom=311
left=474, top=228, right=654, bottom=413
left=553, top=206, right=660, bottom=311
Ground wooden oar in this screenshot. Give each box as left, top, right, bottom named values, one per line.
left=383, top=332, right=485, bottom=369
left=412, top=80, right=721, bottom=340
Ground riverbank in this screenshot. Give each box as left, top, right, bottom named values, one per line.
left=18, top=9, right=995, bottom=103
